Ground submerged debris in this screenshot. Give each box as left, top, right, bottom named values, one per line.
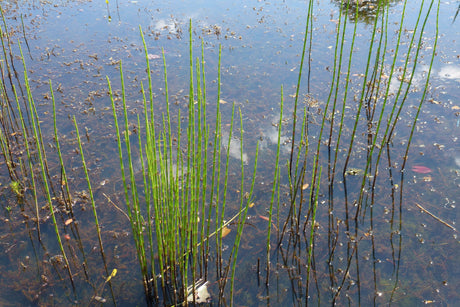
left=147, top=53, right=161, bottom=60
left=186, top=279, right=211, bottom=304
left=345, top=168, right=364, bottom=176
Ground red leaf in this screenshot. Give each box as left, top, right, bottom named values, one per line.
left=412, top=165, right=432, bottom=174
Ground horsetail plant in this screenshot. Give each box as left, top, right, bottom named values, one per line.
left=18, top=41, right=76, bottom=293
left=73, top=116, right=117, bottom=305
left=106, top=23, right=261, bottom=305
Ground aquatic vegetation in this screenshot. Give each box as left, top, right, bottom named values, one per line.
left=0, top=0, right=457, bottom=306
left=258, top=0, right=443, bottom=305
left=107, top=23, right=260, bottom=305
left=9, top=181, right=21, bottom=196
left=0, top=14, right=259, bottom=305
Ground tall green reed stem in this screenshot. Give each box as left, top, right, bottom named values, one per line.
left=16, top=41, right=76, bottom=293
left=72, top=116, right=116, bottom=304
left=107, top=23, right=260, bottom=305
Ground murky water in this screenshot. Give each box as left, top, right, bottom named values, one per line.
left=0, top=0, right=458, bottom=306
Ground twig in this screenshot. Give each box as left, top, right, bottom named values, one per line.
left=415, top=203, right=457, bottom=232
left=103, top=192, right=129, bottom=220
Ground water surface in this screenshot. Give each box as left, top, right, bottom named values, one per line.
left=0, top=0, right=458, bottom=305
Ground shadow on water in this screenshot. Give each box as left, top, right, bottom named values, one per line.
left=0, top=0, right=458, bottom=306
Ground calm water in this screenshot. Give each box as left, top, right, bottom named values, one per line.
left=0, top=0, right=458, bottom=306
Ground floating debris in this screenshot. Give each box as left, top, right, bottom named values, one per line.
left=415, top=203, right=457, bottom=232
left=259, top=215, right=270, bottom=221
left=345, top=168, right=364, bottom=176
left=186, top=279, right=211, bottom=304
left=147, top=54, right=161, bottom=60
left=105, top=269, right=117, bottom=283
left=93, top=296, right=106, bottom=303
left=412, top=165, right=432, bottom=174
left=221, top=226, right=231, bottom=238
left=259, top=215, right=278, bottom=231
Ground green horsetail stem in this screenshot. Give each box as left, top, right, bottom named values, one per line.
left=73, top=116, right=116, bottom=304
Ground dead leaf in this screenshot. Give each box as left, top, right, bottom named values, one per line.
left=221, top=226, right=231, bottom=238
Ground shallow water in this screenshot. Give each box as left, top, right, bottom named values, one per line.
left=0, top=0, right=459, bottom=306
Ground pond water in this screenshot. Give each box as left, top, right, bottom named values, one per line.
left=0, top=0, right=458, bottom=306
